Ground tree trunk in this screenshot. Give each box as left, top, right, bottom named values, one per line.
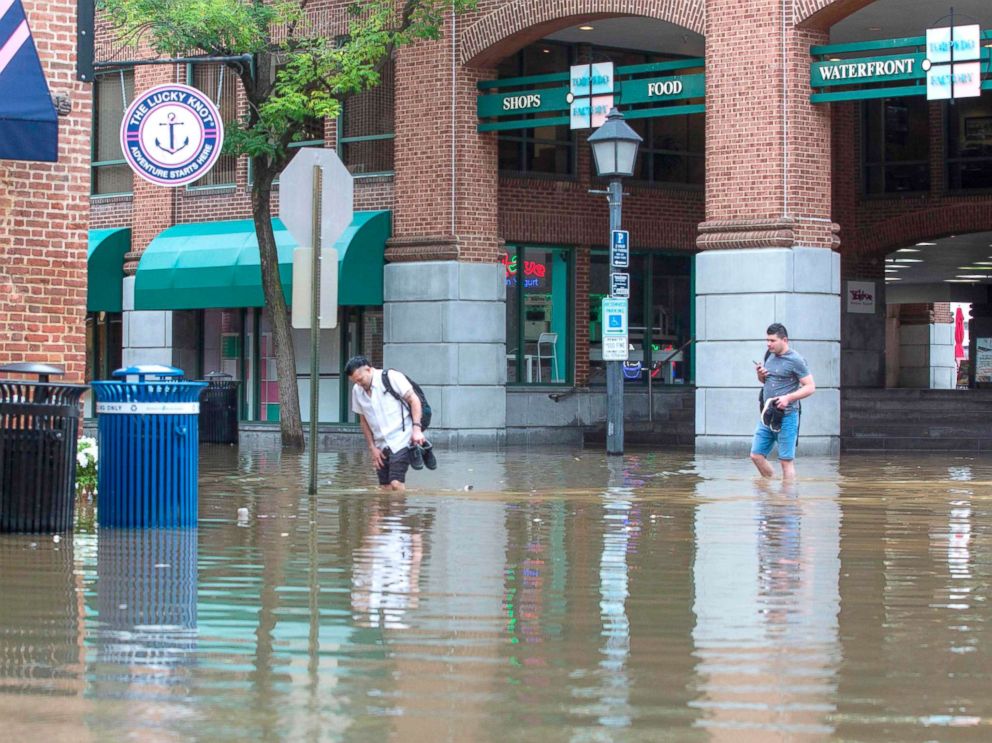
left=252, top=165, right=305, bottom=450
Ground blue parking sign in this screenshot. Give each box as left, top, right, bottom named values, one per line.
left=611, top=230, right=629, bottom=268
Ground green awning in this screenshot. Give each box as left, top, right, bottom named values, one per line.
left=87, top=228, right=131, bottom=312
left=134, top=211, right=389, bottom=311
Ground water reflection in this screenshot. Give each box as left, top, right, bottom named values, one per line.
left=1, top=449, right=992, bottom=740
left=692, top=464, right=841, bottom=737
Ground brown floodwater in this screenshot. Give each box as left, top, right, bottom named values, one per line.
left=1, top=446, right=991, bottom=741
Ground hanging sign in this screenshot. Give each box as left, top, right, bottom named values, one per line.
left=846, top=280, right=876, bottom=314
left=925, top=25, right=982, bottom=100
left=568, top=62, right=614, bottom=130
left=120, top=83, right=225, bottom=187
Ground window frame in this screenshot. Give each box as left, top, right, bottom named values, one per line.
left=505, top=243, right=575, bottom=386
left=185, top=62, right=240, bottom=191
left=337, top=56, right=395, bottom=178
left=91, top=68, right=134, bottom=198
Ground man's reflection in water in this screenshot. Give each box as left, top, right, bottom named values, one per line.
left=692, top=472, right=841, bottom=738
left=351, top=499, right=427, bottom=630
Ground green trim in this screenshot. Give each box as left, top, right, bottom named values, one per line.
left=624, top=104, right=706, bottom=120
left=616, top=58, right=705, bottom=76
left=478, top=115, right=571, bottom=132
left=134, top=211, right=390, bottom=310
left=811, top=84, right=925, bottom=103
left=811, top=36, right=925, bottom=56
left=87, top=227, right=131, bottom=312
left=338, top=133, right=395, bottom=144
left=477, top=71, right=569, bottom=90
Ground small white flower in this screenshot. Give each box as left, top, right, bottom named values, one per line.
left=77, top=452, right=88, bottom=468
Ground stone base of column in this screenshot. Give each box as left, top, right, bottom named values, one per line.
left=694, top=247, right=841, bottom=457
left=384, top=261, right=506, bottom=449
left=121, top=277, right=198, bottom=373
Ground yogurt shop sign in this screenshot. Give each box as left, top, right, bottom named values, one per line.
left=120, top=84, right=225, bottom=187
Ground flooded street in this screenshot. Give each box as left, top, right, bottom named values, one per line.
left=1, top=446, right=991, bottom=741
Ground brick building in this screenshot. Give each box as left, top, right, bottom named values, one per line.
left=9, top=0, right=992, bottom=451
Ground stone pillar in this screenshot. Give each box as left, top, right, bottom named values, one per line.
left=386, top=22, right=505, bottom=447
left=695, top=1, right=840, bottom=455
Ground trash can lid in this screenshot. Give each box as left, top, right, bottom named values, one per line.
left=0, top=362, right=65, bottom=382
left=205, top=371, right=233, bottom=380
left=113, top=364, right=185, bottom=381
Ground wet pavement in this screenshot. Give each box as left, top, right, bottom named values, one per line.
left=1, top=446, right=991, bottom=741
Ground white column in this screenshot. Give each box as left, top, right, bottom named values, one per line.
left=694, top=247, right=841, bottom=456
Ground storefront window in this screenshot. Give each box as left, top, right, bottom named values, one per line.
left=497, top=44, right=575, bottom=176
left=188, top=63, right=239, bottom=188
left=862, top=98, right=930, bottom=194
left=505, top=245, right=571, bottom=384
left=339, top=57, right=394, bottom=175
left=91, top=69, right=134, bottom=196
left=946, top=96, right=992, bottom=191
left=630, top=113, right=705, bottom=186
left=589, top=251, right=692, bottom=385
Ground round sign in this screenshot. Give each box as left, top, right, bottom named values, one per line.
left=120, top=83, right=225, bottom=187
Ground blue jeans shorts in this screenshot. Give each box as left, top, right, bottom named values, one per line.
left=751, top=410, right=800, bottom=461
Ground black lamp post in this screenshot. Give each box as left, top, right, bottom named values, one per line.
left=588, top=108, right=641, bottom=455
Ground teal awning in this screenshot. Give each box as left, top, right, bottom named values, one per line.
left=134, top=211, right=390, bottom=311
left=87, top=227, right=131, bottom=312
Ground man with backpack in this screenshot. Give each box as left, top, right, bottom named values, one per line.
left=750, top=323, right=816, bottom=481
left=346, top=355, right=435, bottom=492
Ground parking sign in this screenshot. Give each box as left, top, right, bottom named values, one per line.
left=611, top=230, right=629, bottom=268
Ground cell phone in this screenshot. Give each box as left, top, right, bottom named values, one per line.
left=753, top=360, right=761, bottom=366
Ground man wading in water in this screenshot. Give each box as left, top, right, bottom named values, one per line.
left=750, top=323, right=816, bottom=481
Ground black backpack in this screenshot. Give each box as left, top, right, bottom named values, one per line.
left=381, top=369, right=432, bottom=431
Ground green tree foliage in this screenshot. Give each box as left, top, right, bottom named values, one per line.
left=100, top=0, right=474, bottom=448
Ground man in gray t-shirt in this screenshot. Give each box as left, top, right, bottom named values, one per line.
left=750, top=323, right=816, bottom=481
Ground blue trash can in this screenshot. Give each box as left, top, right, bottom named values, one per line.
left=91, top=366, right=207, bottom=528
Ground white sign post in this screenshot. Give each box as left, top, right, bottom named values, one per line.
left=279, top=148, right=353, bottom=494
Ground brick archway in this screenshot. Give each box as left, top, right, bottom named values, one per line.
left=795, top=0, right=877, bottom=29
left=459, top=0, right=704, bottom=67
left=859, top=204, right=992, bottom=260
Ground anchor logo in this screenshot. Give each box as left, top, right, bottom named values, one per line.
left=155, top=113, right=190, bottom=155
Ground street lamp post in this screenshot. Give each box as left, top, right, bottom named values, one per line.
left=588, top=108, right=642, bottom=456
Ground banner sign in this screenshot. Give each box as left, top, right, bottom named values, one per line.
left=477, top=58, right=705, bottom=133
left=810, top=28, right=991, bottom=104
left=602, top=297, right=629, bottom=361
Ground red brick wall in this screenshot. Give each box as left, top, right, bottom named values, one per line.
left=0, top=0, right=91, bottom=381
left=700, top=0, right=835, bottom=250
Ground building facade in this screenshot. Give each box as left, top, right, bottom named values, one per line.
left=12, top=0, right=992, bottom=451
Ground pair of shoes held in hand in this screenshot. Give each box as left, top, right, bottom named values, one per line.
left=408, top=441, right=436, bottom=470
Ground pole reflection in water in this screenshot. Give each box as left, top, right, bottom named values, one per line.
left=88, top=528, right=197, bottom=731
left=691, top=461, right=841, bottom=737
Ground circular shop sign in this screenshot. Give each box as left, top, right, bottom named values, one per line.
left=120, top=83, right=225, bottom=187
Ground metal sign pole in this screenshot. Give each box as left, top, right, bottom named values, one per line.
left=308, top=166, right=323, bottom=495
left=606, top=178, right=624, bottom=455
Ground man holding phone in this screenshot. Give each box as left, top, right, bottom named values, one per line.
left=750, top=323, right=816, bottom=481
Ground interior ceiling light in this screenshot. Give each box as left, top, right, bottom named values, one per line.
left=894, top=258, right=923, bottom=263
left=956, top=275, right=985, bottom=279
left=958, top=266, right=992, bottom=270
left=946, top=278, right=978, bottom=283
left=885, top=277, right=901, bottom=281
left=578, top=25, right=594, bottom=31
left=974, top=261, right=992, bottom=265
left=916, top=242, right=937, bottom=246
left=896, top=248, right=921, bottom=253
left=542, top=48, right=551, bottom=53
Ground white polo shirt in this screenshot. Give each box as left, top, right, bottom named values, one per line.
left=351, top=369, right=414, bottom=453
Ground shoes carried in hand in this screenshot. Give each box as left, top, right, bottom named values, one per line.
left=408, top=441, right=437, bottom=471
left=408, top=443, right=424, bottom=470
left=421, top=440, right=437, bottom=470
